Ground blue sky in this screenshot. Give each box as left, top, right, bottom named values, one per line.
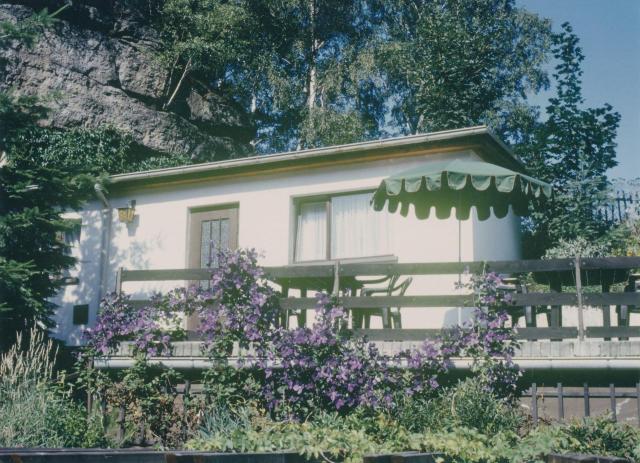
left=518, top=0, right=640, bottom=180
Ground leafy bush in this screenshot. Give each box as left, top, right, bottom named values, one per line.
left=506, top=416, right=640, bottom=463
left=543, top=236, right=612, bottom=259
left=188, top=406, right=640, bottom=463
left=85, top=250, right=522, bottom=421
left=0, top=328, right=108, bottom=447
left=197, top=401, right=256, bottom=439
left=394, top=376, right=524, bottom=435
left=105, top=358, right=201, bottom=448
left=188, top=407, right=388, bottom=463
left=202, top=365, right=263, bottom=408
left=561, top=416, right=640, bottom=460
left=607, top=208, right=640, bottom=257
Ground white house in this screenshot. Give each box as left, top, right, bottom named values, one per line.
left=52, top=126, right=525, bottom=345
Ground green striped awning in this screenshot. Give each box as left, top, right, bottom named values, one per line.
left=371, top=158, right=552, bottom=221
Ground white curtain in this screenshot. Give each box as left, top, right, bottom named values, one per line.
left=331, top=192, right=390, bottom=259
left=295, top=202, right=327, bottom=261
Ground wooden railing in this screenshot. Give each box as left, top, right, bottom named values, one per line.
left=116, top=257, right=640, bottom=342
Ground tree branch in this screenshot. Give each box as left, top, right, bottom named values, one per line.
left=163, top=57, right=192, bottom=110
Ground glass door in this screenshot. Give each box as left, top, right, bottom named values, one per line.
left=187, top=206, right=239, bottom=331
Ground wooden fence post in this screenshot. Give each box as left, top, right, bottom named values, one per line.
left=557, top=383, right=564, bottom=421
left=115, top=267, right=124, bottom=294
left=610, top=384, right=617, bottom=422
left=184, top=380, right=191, bottom=406
left=583, top=383, right=590, bottom=417
left=549, top=280, right=563, bottom=342
left=602, top=282, right=612, bottom=341
left=332, top=261, right=340, bottom=296
left=117, top=405, right=125, bottom=442
left=531, top=383, right=538, bottom=424
left=100, top=393, right=107, bottom=432
left=280, top=285, right=289, bottom=328
left=574, top=256, right=585, bottom=340
left=637, top=383, right=640, bottom=427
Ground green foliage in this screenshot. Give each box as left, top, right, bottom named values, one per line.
left=250, top=0, right=385, bottom=151
left=607, top=209, right=640, bottom=257
left=0, top=141, right=95, bottom=345
left=188, top=407, right=387, bottom=463
left=156, top=0, right=553, bottom=153
left=543, top=236, right=613, bottom=259
left=188, top=405, right=640, bottom=463
left=507, top=416, right=640, bottom=463
left=7, top=124, right=196, bottom=175
left=158, top=0, right=253, bottom=109
left=395, top=377, right=524, bottom=436
left=0, top=4, right=68, bottom=48
left=197, top=400, right=256, bottom=439
left=0, top=328, right=108, bottom=448
left=105, top=357, right=195, bottom=447
left=379, top=0, right=551, bottom=135
left=157, top=0, right=386, bottom=152
left=187, top=374, right=639, bottom=462
left=0, top=7, right=100, bottom=347
left=519, top=23, right=621, bottom=257
left=8, top=126, right=135, bottom=175
left=202, top=366, right=263, bottom=408
left=299, top=108, right=373, bottom=148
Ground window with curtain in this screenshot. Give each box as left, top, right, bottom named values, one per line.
left=294, top=192, right=391, bottom=262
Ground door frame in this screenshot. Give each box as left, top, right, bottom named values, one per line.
left=187, top=204, right=239, bottom=269
left=185, top=203, right=239, bottom=333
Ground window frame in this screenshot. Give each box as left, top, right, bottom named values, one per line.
left=56, top=219, right=82, bottom=254
left=292, top=189, right=394, bottom=263
left=72, top=304, right=89, bottom=325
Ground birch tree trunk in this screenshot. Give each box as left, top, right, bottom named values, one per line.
left=306, top=0, right=318, bottom=112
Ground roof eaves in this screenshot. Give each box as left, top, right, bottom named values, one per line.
left=108, top=125, right=524, bottom=187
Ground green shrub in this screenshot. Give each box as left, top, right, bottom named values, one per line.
left=201, top=365, right=264, bottom=408
left=188, top=407, right=388, bottom=463
left=106, top=357, right=199, bottom=448
left=543, top=236, right=612, bottom=258
left=394, top=376, right=524, bottom=435
left=519, top=416, right=639, bottom=462
left=562, top=415, right=640, bottom=459
left=0, top=328, right=108, bottom=447
left=188, top=399, right=640, bottom=463
left=197, top=401, right=256, bottom=439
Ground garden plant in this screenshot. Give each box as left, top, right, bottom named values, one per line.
left=1, top=247, right=638, bottom=462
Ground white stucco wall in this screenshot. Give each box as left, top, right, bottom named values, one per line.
left=52, top=149, right=524, bottom=344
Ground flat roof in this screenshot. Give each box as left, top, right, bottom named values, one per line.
left=109, top=126, right=523, bottom=190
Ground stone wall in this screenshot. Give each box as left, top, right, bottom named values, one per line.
left=0, top=0, right=254, bottom=161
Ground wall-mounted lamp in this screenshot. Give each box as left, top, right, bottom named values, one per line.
left=117, top=200, right=136, bottom=224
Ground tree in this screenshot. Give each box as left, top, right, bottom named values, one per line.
left=157, top=0, right=387, bottom=152
left=0, top=5, right=95, bottom=349
left=519, top=23, right=620, bottom=257
left=157, top=0, right=252, bottom=110
left=249, top=0, right=386, bottom=151
left=379, top=0, right=551, bottom=135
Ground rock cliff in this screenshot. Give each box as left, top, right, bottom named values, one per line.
left=0, top=1, right=254, bottom=161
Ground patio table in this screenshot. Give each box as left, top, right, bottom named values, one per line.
left=268, top=256, right=398, bottom=328
left=272, top=273, right=364, bottom=328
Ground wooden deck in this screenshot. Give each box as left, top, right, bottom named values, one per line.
left=115, top=256, right=640, bottom=342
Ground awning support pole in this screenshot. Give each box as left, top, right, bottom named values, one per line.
left=575, top=255, right=585, bottom=340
